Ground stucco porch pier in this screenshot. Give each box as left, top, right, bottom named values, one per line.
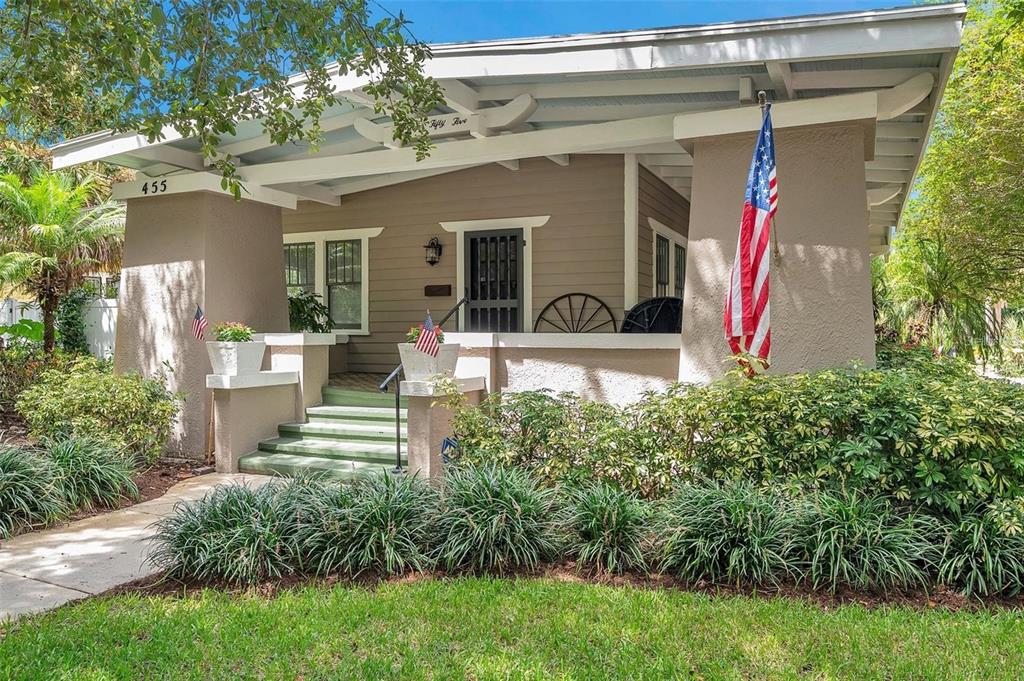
left=50, top=4, right=965, bottom=460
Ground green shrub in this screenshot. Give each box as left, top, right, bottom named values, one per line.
left=0, top=446, right=65, bottom=538
left=994, top=315, right=1024, bottom=378
left=214, top=322, right=254, bottom=342
left=450, top=390, right=677, bottom=498
left=564, top=481, right=649, bottom=574
left=655, top=481, right=798, bottom=586
left=451, top=360, right=1024, bottom=516
left=797, top=491, right=934, bottom=592
left=0, top=345, right=73, bottom=409
left=434, top=464, right=561, bottom=574
left=55, top=287, right=92, bottom=355
left=149, top=483, right=294, bottom=585
left=17, top=356, right=180, bottom=464
left=288, top=290, right=334, bottom=333
left=43, top=436, right=138, bottom=509
left=296, top=471, right=438, bottom=577
left=936, top=510, right=1024, bottom=597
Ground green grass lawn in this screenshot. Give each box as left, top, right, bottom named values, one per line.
left=2, top=578, right=1023, bottom=680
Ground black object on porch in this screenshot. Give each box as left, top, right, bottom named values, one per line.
left=620, top=296, right=684, bottom=333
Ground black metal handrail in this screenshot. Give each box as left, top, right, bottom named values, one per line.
left=379, top=296, right=469, bottom=472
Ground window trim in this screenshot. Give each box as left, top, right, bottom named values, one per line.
left=282, top=227, right=383, bottom=335
left=648, top=218, right=688, bottom=299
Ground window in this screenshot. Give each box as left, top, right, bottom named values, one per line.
left=283, top=242, right=315, bottom=294
left=326, top=240, right=361, bottom=330
left=674, top=243, right=686, bottom=299
left=655, top=235, right=670, bottom=297
left=649, top=218, right=688, bottom=300
left=281, top=228, right=382, bottom=335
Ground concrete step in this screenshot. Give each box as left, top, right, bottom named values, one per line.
left=322, top=386, right=406, bottom=409
left=257, top=436, right=406, bottom=464
left=306, top=405, right=406, bottom=424
left=238, top=451, right=402, bottom=479
left=278, top=421, right=407, bottom=443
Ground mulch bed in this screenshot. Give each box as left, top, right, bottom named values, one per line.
left=105, top=563, right=1024, bottom=613
left=0, top=407, right=32, bottom=446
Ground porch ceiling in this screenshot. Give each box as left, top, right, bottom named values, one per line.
left=50, top=3, right=966, bottom=253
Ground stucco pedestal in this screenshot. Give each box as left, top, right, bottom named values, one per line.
left=261, top=333, right=347, bottom=410
left=402, top=377, right=485, bottom=479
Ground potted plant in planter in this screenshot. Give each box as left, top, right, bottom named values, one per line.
left=207, top=322, right=265, bottom=376
left=398, top=315, right=460, bottom=381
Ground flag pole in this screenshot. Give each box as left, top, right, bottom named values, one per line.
left=758, top=90, right=782, bottom=260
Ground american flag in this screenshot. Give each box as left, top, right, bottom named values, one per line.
left=724, top=105, right=778, bottom=367
left=192, top=305, right=209, bottom=341
left=414, top=312, right=440, bottom=357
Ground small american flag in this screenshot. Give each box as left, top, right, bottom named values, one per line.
left=192, top=305, right=209, bottom=340
left=724, top=104, right=777, bottom=368
left=414, top=312, right=440, bottom=357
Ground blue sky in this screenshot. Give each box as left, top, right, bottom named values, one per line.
left=374, top=0, right=919, bottom=43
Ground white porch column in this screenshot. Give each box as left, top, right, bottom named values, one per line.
left=114, top=192, right=289, bottom=457
left=679, top=123, right=876, bottom=382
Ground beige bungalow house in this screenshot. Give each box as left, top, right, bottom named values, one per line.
left=50, top=3, right=965, bottom=475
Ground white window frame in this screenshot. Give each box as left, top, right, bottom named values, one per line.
left=649, top=217, right=688, bottom=298
left=439, top=215, right=550, bottom=332
left=282, top=227, right=383, bottom=335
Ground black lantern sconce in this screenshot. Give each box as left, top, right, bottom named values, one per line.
left=424, top=237, right=443, bottom=266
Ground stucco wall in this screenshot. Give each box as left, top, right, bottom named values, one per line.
left=637, top=165, right=690, bottom=300
left=115, top=192, right=288, bottom=457
left=679, top=123, right=875, bottom=382
left=283, top=155, right=625, bottom=373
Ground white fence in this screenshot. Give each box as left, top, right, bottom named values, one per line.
left=1, top=297, right=117, bottom=359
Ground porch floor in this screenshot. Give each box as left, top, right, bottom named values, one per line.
left=328, top=372, right=389, bottom=392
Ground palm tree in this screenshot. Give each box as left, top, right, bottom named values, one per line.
left=0, top=170, right=124, bottom=353
left=881, top=232, right=995, bottom=361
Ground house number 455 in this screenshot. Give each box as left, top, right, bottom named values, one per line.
left=140, top=180, right=168, bottom=195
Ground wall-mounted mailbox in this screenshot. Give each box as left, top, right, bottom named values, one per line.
left=424, top=285, right=452, bottom=297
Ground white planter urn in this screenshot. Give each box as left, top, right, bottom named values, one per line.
left=398, top=343, right=460, bottom=381
left=207, top=341, right=266, bottom=376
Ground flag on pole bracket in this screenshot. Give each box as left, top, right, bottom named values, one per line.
left=724, top=96, right=778, bottom=372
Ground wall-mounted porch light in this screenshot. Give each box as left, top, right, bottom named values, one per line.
left=424, top=237, right=443, bottom=266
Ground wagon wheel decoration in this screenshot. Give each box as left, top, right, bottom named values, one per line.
left=533, top=293, right=616, bottom=333
left=620, top=296, right=684, bottom=333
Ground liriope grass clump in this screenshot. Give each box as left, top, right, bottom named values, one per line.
left=565, top=481, right=650, bottom=574
left=149, top=482, right=295, bottom=584
left=0, top=446, right=65, bottom=538
left=655, top=480, right=798, bottom=585
left=797, top=491, right=935, bottom=593
left=937, top=511, right=1024, bottom=597
left=43, top=436, right=138, bottom=509
left=297, top=470, right=438, bottom=577
left=434, top=464, right=561, bottom=574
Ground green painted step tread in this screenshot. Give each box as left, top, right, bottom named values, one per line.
left=305, top=405, right=406, bottom=423
left=278, top=421, right=407, bottom=442
left=257, top=436, right=406, bottom=463
left=322, top=387, right=407, bottom=408
left=238, top=452, right=401, bottom=479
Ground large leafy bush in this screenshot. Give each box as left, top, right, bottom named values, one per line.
left=17, top=357, right=179, bottom=464
left=451, top=360, right=1024, bottom=518
left=0, top=344, right=73, bottom=409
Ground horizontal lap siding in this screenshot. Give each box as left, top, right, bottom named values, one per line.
left=637, top=166, right=690, bottom=301
left=283, top=155, right=625, bottom=373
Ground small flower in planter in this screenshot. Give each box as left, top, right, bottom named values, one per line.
left=214, top=322, right=255, bottom=343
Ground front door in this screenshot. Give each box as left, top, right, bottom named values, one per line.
left=464, top=229, right=524, bottom=332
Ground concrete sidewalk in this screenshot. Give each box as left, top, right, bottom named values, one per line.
left=0, top=472, right=272, bottom=621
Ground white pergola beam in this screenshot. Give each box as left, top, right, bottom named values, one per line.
left=765, top=61, right=795, bottom=99
left=328, top=165, right=481, bottom=196
left=111, top=172, right=298, bottom=209
left=546, top=154, right=570, bottom=166
left=474, top=74, right=758, bottom=101
left=876, top=73, right=935, bottom=120
left=268, top=182, right=341, bottom=206
left=876, top=122, right=926, bottom=139
left=791, top=67, right=939, bottom=91
left=866, top=156, right=915, bottom=171
left=439, top=79, right=480, bottom=114
left=496, top=159, right=520, bottom=171
left=239, top=113, right=677, bottom=186
left=217, top=109, right=370, bottom=158
left=530, top=101, right=728, bottom=123
left=654, top=166, right=693, bottom=178
left=867, top=185, right=903, bottom=207
left=866, top=169, right=910, bottom=183
left=131, top=145, right=206, bottom=171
